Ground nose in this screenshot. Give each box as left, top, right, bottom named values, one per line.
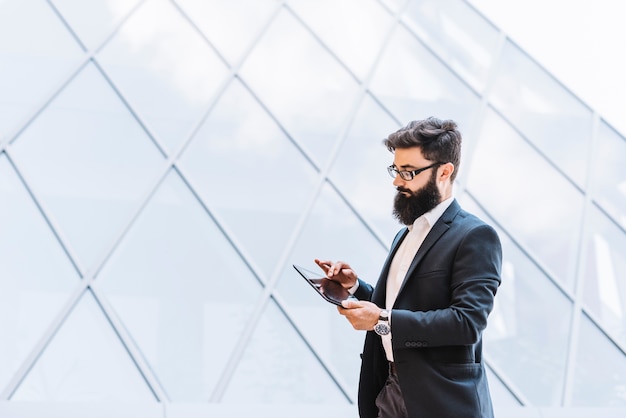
left=392, top=174, right=405, bottom=187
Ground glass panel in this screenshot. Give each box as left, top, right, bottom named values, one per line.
left=222, top=299, right=349, bottom=404
left=51, top=0, right=142, bottom=50
left=467, top=109, right=584, bottom=290
left=287, top=0, right=394, bottom=81
left=369, top=25, right=481, bottom=131
left=96, top=0, right=230, bottom=153
left=489, top=40, right=593, bottom=187
left=97, top=171, right=263, bottom=402
left=571, top=314, right=626, bottom=406
left=329, top=95, right=401, bottom=239
left=178, top=79, right=319, bottom=278
left=582, top=206, right=626, bottom=347
left=9, top=63, right=165, bottom=271
left=239, top=9, right=361, bottom=168
left=0, top=0, right=84, bottom=139
left=402, top=0, right=500, bottom=93
left=175, top=0, right=279, bottom=66
left=487, top=367, right=523, bottom=411
left=461, top=194, right=572, bottom=406
left=0, top=156, right=79, bottom=391
left=591, top=120, right=626, bottom=229
left=275, top=181, right=389, bottom=396
left=11, top=290, right=155, bottom=401
left=378, top=0, right=407, bottom=14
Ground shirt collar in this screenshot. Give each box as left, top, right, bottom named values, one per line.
left=408, top=196, right=454, bottom=231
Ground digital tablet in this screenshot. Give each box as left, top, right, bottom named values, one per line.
left=293, top=264, right=355, bottom=306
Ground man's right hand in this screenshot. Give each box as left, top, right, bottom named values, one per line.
left=314, top=259, right=358, bottom=289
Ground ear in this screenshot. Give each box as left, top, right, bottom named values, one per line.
left=439, top=162, right=455, bottom=181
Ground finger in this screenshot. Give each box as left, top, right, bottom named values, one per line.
left=328, top=261, right=346, bottom=277
left=341, top=299, right=360, bottom=309
left=314, top=259, right=332, bottom=273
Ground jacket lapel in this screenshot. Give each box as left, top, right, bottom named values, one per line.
left=395, top=200, right=460, bottom=298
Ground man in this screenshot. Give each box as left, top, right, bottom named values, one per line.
left=315, top=117, right=502, bottom=418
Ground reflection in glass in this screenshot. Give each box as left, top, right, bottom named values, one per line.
left=239, top=9, right=361, bottom=167
left=1, top=0, right=625, bottom=412
left=275, top=181, right=388, bottom=397
left=51, top=0, right=142, bottom=51
left=571, top=314, right=626, bottom=406
left=0, top=0, right=84, bottom=139
left=489, top=40, right=592, bottom=187
left=0, top=156, right=79, bottom=392
left=462, top=195, right=572, bottom=406
left=11, top=291, right=155, bottom=401
left=96, top=0, right=230, bottom=153
left=329, top=95, right=400, bottom=239
left=487, top=367, right=522, bottom=412
left=582, top=206, right=626, bottom=347
left=287, top=0, right=394, bottom=81
left=591, top=121, right=626, bottom=229
left=97, top=171, right=263, bottom=401
left=369, top=25, right=481, bottom=132
left=178, top=79, right=319, bottom=278
left=176, top=0, right=280, bottom=66
left=223, top=299, right=349, bottom=404
left=10, top=63, right=165, bottom=270
left=467, top=109, right=584, bottom=290
left=402, top=0, right=500, bottom=93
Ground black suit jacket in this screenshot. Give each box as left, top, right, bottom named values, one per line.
left=354, top=199, right=502, bottom=418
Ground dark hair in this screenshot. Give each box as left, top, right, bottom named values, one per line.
left=383, top=117, right=462, bottom=182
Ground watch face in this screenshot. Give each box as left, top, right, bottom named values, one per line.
left=374, top=322, right=390, bottom=336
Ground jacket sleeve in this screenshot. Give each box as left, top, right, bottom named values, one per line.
left=391, top=223, right=502, bottom=348
left=353, top=278, right=374, bottom=301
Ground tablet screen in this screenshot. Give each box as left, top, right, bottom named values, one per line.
left=293, top=264, right=353, bottom=306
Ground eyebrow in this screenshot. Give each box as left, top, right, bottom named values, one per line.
left=396, top=163, right=419, bottom=170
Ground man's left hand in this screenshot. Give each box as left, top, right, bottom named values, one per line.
left=338, top=300, right=382, bottom=331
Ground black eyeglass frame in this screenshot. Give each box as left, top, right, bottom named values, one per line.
left=387, top=162, right=444, bottom=181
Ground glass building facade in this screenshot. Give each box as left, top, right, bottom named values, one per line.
left=1, top=0, right=625, bottom=416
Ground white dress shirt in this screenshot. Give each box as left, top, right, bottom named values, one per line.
left=381, top=196, right=454, bottom=361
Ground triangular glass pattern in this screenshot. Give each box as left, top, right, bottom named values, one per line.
left=51, top=0, right=143, bottom=51
left=0, top=0, right=84, bottom=139
left=221, top=298, right=350, bottom=404
left=369, top=23, right=481, bottom=131
left=9, top=63, right=165, bottom=271
left=571, top=314, right=626, bottom=406
left=582, top=205, right=626, bottom=348
left=275, top=181, right=389, bottom=393
left=95, top=0, right=231, bottom=154
left=0, top=155, right=79, bottom=391
left=97, top=170, right=263, bottom=401
left=401, top=0, right=500, bottom=93
left=328, top=94, right=401, bottom=239
left=287, top=0, right=394, bottom=81
left=11, top=290, right=155, bottom=401
left=489, top=40, right=593, bottom=188
left=175, top=0, right=279, bottom=66
left=239, top=8, right=361, bottom=167
left=461, top=195, right=571, bottom=405
left=467, top=109, right=583, bottom=290
left=178, top=78, right=319, bottom=277
left=0, top=0, right=625, bottom=411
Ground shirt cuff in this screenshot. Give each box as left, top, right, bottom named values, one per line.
left=348, top=280, right=360, bottom=294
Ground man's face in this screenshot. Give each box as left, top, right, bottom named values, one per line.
left=390, top=147, right=443, bottom=225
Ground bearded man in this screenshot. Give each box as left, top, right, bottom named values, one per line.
left=316, top=117, right=502, bottom=418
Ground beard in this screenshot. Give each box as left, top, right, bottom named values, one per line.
left=392, top=172, right=442, bottom=225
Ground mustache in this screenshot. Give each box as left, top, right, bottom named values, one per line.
left=396, top=187, right=414, bottom=196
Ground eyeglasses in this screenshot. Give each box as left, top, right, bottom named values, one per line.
left=387, top=162, right=443, bottom=181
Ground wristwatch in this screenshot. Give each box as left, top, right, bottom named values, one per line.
left=374, top=309, right=391, bottom=336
